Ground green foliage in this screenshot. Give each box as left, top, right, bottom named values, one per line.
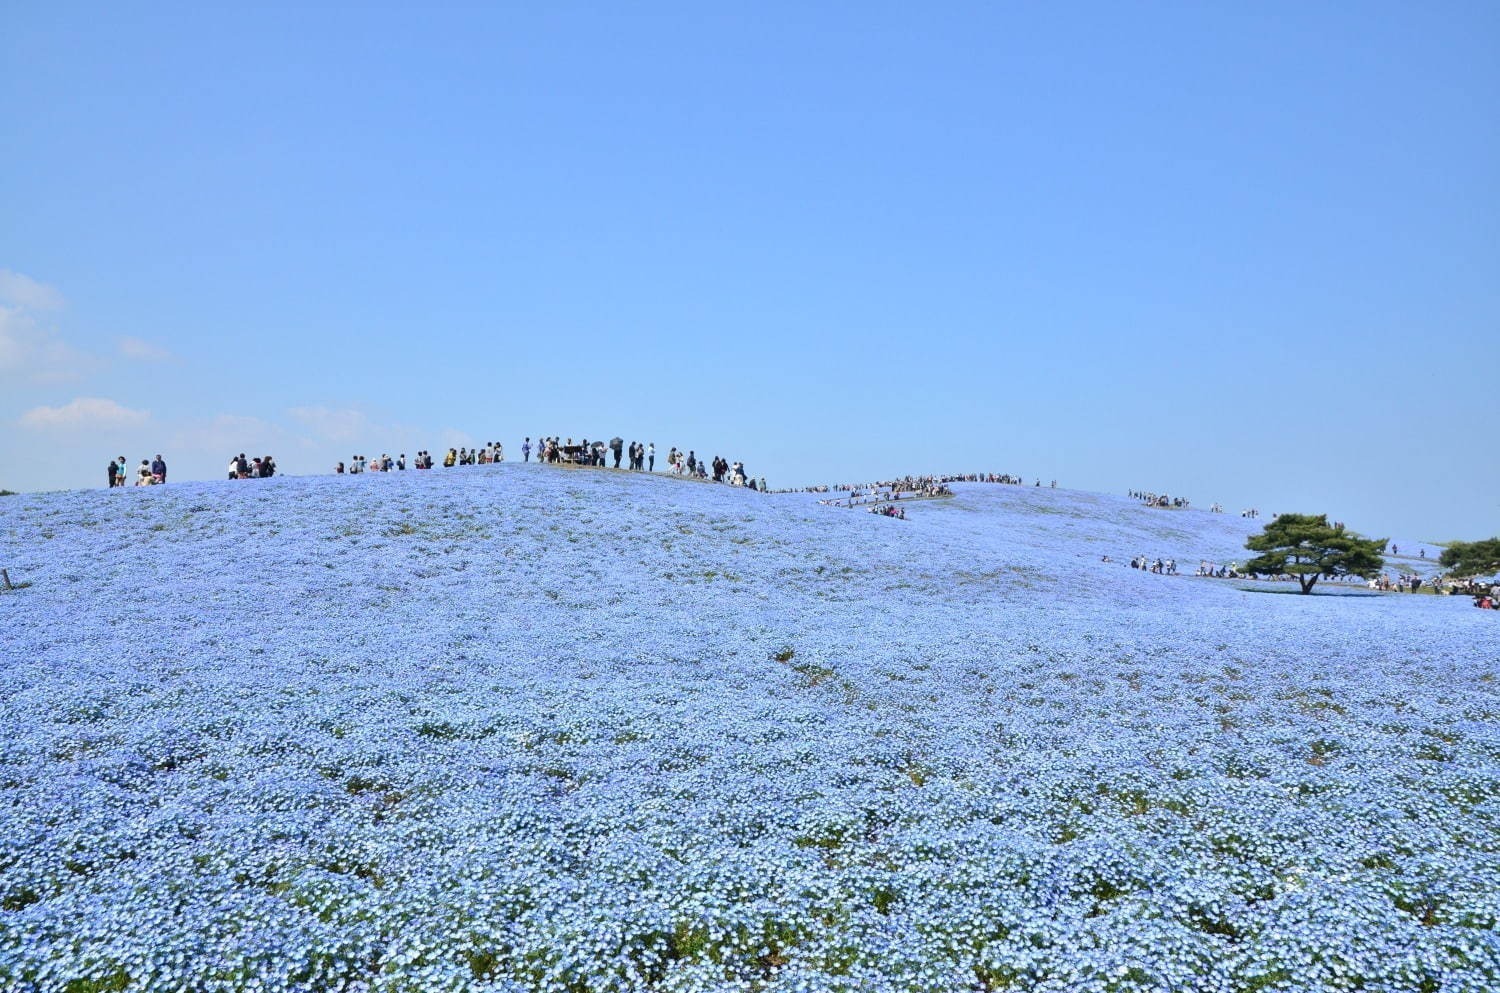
left=1243, top=514, right=1386, bottom=594
left=466, top=948, right=502, bottom=980
left=1, top=887, right=41, bottom=911
left=1438, top=537, right=1500, bottom=577
left=63, top=971, right=131, bottom=993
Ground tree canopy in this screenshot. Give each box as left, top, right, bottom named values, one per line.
left=1243, top=514, right=1386, bottom=594
left=1439, top=538, right=1500, bottom=578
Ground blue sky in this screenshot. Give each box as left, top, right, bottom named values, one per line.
left=2, top=2, right=1496, bottom=540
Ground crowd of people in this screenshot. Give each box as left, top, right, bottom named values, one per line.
left=1129, top=490, right=1263, bottom=518
left=331, top=445, right=511, bottom=474
left=1370, top=573, right=1426, bottom=593
left=775, top=472, right=1040, bottom=495
left=531, top=437, right=639, bottom=469
left=446, top=444, right=504, bottom=466
left=1131, top=490, right=1190, bottom=509
left=805, top=472, right=1054, bottom=518
left=645, top=446, right=765, bottom=490
left=794, top=472, right=1055, bottom=519
left=820, top=485, right=951, bottom=510
left=1420, top=576, right=1500, bottom=606
left=515, top=436, right=766, bottom=490
left=340, top=454, right=396, bottom=473
left=107, top=455, right=166, bottom=487
left=528, top=437, right=625, bottom=468
left=227, top=454, right=277, bottom=479
left=317, top=435, right=768, bottom=490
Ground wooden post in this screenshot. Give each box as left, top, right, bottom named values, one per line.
left=1, top=569, right=11, bottom=591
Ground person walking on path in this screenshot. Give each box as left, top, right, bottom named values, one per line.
left=648, top=443, right=656, bottom=472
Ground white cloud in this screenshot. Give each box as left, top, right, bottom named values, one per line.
left=0, top=269, right=65, bottom=311
left=0, top=305, right=90, bottom=383
left=1, top=271, right=166, bottom=383
left=117, top=336, right=176, bottom=361
left=19, top=396, right=150, bottom=430
left=287, top=405, right=371, bottom=443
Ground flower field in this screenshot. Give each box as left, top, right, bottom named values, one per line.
left=1, top=466, right=1496, bottom=992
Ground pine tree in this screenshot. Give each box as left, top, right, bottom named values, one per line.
left=1243, top=514, right=1386, bottom=594
left=1438, top=538, right=1500, bottom=578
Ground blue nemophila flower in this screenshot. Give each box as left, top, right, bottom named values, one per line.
left=0, top=467, right=1496, bottom=991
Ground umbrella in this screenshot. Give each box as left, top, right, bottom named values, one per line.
left=610, top=437, right=623, bottom=448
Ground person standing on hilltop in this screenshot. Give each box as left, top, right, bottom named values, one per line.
left=151, top=454, right=166, bottom=484
left=648, top=443, right=655, bottom=472
left=106, top=458, right=118, bottom=488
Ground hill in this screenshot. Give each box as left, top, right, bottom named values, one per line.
left=0, top=466, right=1496, bottom=992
